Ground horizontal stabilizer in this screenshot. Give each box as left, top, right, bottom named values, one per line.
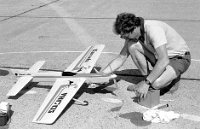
left=28, top=61, right=45, bottom=74
left=7, top=76, right=33, bottom=97
left=32, top=78, right=86, bottom=124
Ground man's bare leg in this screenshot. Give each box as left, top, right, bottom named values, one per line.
left=152, top=65, right=178, bottom=89
left=127, top=42, right=155, bottom=91
left=127, top=42, right=155, bottom=75
left=126, top=41, right=179, bottom=92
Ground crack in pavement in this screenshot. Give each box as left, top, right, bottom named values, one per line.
left=0, top=0, right=60, bottom=22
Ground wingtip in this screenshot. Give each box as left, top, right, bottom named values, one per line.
left=32, top=119, right=54, bottom=125
left=6, top=92, right=15, bottom=97
left=6, top=94, right=10, bottom=97
left=6, top=93, right=16, bottom=97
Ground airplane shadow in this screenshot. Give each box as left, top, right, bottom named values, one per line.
left=85, top=69, right=144, bottom=95
left=119, top=112, right=151, bottom=126
left=84, top=68, right=182, bottom=96
left=83, top=66, right=119, bottom=95
left=84, top=80, right=119, bottom=96
left=0, top=69, right=9, bottom=76
left=114, top=69, right=145, bottom=84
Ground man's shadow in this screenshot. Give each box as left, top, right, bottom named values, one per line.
left=85, top=68, right=144, bottom=95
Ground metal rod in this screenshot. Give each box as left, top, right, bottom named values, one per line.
left=72, top=98, right=88, bottom=106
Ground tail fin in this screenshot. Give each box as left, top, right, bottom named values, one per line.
left=28, top=61, right=45, bottom=74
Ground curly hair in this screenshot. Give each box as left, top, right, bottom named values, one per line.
left=113, top=13, right=142, bottom=35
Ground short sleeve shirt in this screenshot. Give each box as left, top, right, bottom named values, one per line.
left=144, top=20, right=190, bottom=58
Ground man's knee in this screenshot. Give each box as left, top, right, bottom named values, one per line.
left=152, top=78, right=172, bottom=90
left=128, top=42, right=142, bottom=53
left=152, top=65, right=178, bottom=89
left=151, top=79, right=162, bottom=89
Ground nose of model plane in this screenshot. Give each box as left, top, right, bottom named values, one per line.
left=110, top=74, right=117, bottom=79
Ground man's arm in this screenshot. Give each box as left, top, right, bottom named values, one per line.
left=135, top=44, right=169, bottom=99
left=146, top=44, right=169, bottom=84
left=101, top=42, right=129, bottom=74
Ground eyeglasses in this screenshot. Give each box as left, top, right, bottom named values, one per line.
left=120, top=26, right=136, bottom=39
left=120, top=32, right=130, bottom=39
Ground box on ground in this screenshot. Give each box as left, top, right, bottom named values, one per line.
left=137, top=90, right=160, bottom=108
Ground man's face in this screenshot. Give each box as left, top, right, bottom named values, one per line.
left=120, top=27, right=141, bottom=42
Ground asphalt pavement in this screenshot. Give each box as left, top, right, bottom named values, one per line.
left=0, top=0, right=200, bottom=129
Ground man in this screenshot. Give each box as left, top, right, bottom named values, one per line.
left=100, top=12, right=191, bottom=99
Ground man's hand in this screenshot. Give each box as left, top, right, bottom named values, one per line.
left=135, top=81, right=150, bottom=99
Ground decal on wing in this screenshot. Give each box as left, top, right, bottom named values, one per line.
left=32, top=78, right=85, bottom=124
left=65, top=44, right=105, bottom=73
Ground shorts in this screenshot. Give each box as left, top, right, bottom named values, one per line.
left=169, top=51, right=191, bottom=77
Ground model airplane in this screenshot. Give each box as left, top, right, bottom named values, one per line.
left=6, top=44, right=117, bottom=124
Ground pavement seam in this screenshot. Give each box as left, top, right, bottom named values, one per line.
left=0, top=0, right=60, bottom=22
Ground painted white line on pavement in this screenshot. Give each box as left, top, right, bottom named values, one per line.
left=191, top=59, right=200, bottom=62
left=181, top=113, right=200, bottom=122
left=0, top=51, right=118, bottom=55
left=39, top=0, right=96, bottom=47
left=0, top=50, right=199, bottom=62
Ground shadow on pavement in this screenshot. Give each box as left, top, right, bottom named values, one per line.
left=0, top=69, right=9, bottom=76
left=0, top=106, right=14, bottom=129
left=119, top=112, right=151, bottom=126
left=84, top=69, right=143, bottom=95
left=114, top=69, right=144, bottom=84
left=85, top=80, right=118, bottom=96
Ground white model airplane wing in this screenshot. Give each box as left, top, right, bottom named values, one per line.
left=7, top=76, right=33, bottom=97
left=33, top=44, right=105, bottom=124
left=65, top=44, right=105, bottom=72
left=32, top=78, right=85, bottom=124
